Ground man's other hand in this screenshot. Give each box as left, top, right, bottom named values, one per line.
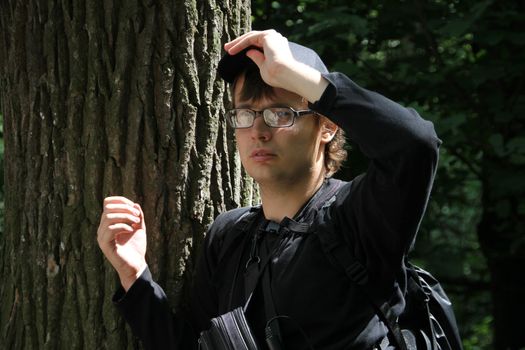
left=97, top=196, right=147, bottom=291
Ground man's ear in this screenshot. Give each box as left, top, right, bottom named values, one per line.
left=320, top=117, right=338, bottom=144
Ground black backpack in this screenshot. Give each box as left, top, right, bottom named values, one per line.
left=311, top=179, right=463, bottom=350
left=318, top=227, right=463, bottom=350
left=221, top=178, right=463, bottom=349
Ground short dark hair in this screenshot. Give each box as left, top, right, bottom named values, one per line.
left=233, top=61, right=276, bottom=103
left=232, top=63, right=347, bottom=177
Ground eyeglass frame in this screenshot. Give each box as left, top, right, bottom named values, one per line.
left=225, top=107, right=319, bottom=129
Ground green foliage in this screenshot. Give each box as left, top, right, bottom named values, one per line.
left=253, top=0, right=525, bottom=347
left=462, top=315, right=493, bottom=350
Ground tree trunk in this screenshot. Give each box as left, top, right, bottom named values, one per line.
left=0, top=0, right=253, bottom=348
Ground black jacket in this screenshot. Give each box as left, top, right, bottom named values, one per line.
left=113, top=72, right=441, bottom=349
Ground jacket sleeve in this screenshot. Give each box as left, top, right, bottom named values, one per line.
left=310, top=72, right=441, bottom=285
left=112, top=242, right=220, bottom=350
left=112, top=267, right=196, bottom=350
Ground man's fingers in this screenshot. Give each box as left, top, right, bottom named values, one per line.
left=246, top=49, right=265, bottom=68
left=134, top=203, right=146, bottom=231
left=98, top=197, right=145, bottom=245
left=98, top=213, right=140, bottom=242
left=103, top=213, right=140, bottom=224
left=224, top=30, right=261, bottom=52
left=104, top=203, right=141, bottom=216
left=97, top=223, right=134, bottom=245
left=104, top=196, right=136, bottom=208
left=103, top=197, right=141, bottom=218
left=225, top=30, right=277, bottom=55
left=108, top=223, right=134, bottom=233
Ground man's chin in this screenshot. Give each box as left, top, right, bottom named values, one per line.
left=246, top=170, right=278, bottom=186
left=249, top=172, right=294, bottom=188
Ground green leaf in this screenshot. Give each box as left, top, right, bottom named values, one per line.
left=507, top=137, right=525, bottom=154
left=439, top=19, right=473, bottom=37
left=437, top=114, right=467, bottom=134
left=488, top=133, right=505, bottom=156
left=470, top=0, right=493, bottom=19
left=509, top=154, right=525, bottom=165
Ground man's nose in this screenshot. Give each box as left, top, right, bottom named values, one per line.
left=250, top=115, right=272, bottom=141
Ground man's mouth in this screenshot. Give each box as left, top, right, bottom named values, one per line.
left=250, top=149, right=276, bottom=161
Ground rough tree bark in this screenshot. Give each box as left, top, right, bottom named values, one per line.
left=0, top=0, right=253, bottom=348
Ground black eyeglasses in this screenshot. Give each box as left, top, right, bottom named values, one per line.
left=226, top=107, right=318, bottom=129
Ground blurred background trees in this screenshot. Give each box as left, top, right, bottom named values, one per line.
left=252, top=0, right=524, bottom=349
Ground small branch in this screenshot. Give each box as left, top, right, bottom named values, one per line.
left=444, top=146, right=483, bottom=179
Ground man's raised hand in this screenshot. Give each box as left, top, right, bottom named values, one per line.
left=224, top=30, right=328, bottom=103
left=224, top=30, right=296, bottom=90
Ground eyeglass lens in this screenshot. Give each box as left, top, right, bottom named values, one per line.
left=230, top=108, right=294, bottom=128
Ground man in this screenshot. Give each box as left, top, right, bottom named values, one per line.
left=97, top=30, right=440, bottom=349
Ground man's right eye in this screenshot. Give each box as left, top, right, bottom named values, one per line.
left=237, top=111, right=253, bottom=124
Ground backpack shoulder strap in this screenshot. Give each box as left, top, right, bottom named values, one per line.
left=216, top=206, right=262, bottom=264
left=299, top=178, right=347, bottom=223
left=314, top=177, right=370, bottom=286
left=314, top=177, right=410, bottom=350
left=212, top=206, right=264, bottom=311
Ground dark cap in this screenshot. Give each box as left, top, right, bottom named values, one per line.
left=217, top=42, right=328, bottom=84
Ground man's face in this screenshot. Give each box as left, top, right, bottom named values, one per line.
left=233, top=76, right=328, bottom=188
